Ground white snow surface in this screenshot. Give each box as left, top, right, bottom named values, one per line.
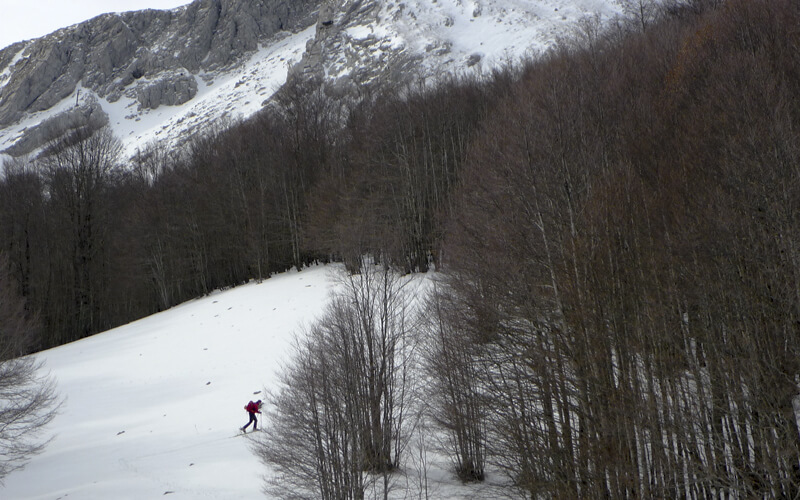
left=2, top=264, right=508, bottom=499
left=4, top=266, right=336, bottom=499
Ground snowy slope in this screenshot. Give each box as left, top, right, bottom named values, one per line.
left=1, top=265, right=511, bottom=499
left=0, top=0, right=624, bottom=160
left=293, top=0, right=622, bottom=95
left=2, top=266, right=338, bottom=499
left=370, top=0, right=620, bottom=73
left=101, top=27, right=317, bottom=155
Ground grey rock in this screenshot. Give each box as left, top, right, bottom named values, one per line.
left=2, top=99, right=108, bottom=157
left=136, top=74, right=198, bottom=110
left=2, top=0, right=621, bottom=159
left=466, top=53, right=482, bottom=67
left=287, top=0, right=430, bottom=102
left=0, top=0, right=320, bottom=128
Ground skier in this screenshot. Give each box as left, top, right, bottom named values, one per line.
left=242, top=400, right=262, bottom=433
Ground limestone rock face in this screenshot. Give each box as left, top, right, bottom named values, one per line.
left=291, top=0, right=383, bottom=84
left=287, top=0, right=423, bottom=97
left=0, top=0, right=320, bottom=127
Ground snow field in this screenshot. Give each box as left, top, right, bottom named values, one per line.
left=3, top=266, right=338, bottom=499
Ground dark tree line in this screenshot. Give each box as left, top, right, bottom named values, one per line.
left=303, top=75, right=501, bottom=274
left=1, top=0, right=799, bottom=497
left=435, top=0, right=800, bottom=497
left=0, top=64, right=494, bottom=350
left=0, top=77, right=342, bottom=349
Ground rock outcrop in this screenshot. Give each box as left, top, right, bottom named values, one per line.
left=289, top=0, right=415, bottom=92
left=2, top=99, right=108, bottom=157
left=0, top=0, right=320, bottom=127
left=136, top=74, right=198, bottom=110
left=285, top=0, right=457, bottom=98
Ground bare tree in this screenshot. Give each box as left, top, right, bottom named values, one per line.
left=421, top=284, right=486, bottom=482
left=439, top=1, right=800, bottom=497
left=256, top=263, right=422, bottom=499
left=622, top=0, right=661, bottom=32
left=0, top=253, right=59, bottom=482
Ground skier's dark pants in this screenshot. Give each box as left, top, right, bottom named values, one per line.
left=243, top=412, right=257, bottom=431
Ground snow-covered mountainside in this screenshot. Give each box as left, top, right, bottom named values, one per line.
left=0, top=0, right=623, bottom=159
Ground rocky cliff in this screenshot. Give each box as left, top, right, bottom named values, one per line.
left=0, top=0, right=623, bottom=158
left=0, top=0, right=319, bottom=124
left=0, top=0, right=321, bottom=155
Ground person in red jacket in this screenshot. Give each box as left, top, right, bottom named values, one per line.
left=242, top=400, right=262, bottom=432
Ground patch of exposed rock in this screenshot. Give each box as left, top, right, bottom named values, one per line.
left=3, top=99, right=108, bottom=157
left=288, top=0, right=421, bottom=96
left=136, top=74, right=198, bottom=110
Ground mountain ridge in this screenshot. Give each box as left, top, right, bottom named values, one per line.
left=0, top=0, right=623, bottom=159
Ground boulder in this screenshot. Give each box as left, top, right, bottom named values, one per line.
left=136, top=74, right=198, bottom=110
